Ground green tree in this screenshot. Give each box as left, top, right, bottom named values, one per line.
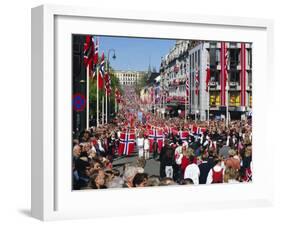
left=89, top=67, right=122, bottom=118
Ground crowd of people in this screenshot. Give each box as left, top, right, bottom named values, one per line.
left=73, top=86, right=252, bottom=190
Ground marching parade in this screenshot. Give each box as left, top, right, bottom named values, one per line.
left=72, top=35, right=252, bottom=190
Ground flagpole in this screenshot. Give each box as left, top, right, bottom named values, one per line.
left=226, top=84, right=229, bottom=128
left=106, top=90, right=108, bottom=124
left=115, top=92, right=117, bottom=113
left=185, top=90, right=187, bottom=124
left=86, top=65, right=90, bottom=129
left=207, top=84, right=210, bottom=126
left=102, top=95, right=104, bottom=125
left=96, top=65, right=99, bottom=127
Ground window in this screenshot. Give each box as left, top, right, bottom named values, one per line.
left=247, top=48, right=252, bottom=68
left=210, top=69, right=220, bottom=84
left=209, top=91, right=220, bottom=107
left=229, top=49, right=239, bottom=69
left=210, top=48, right=220, bottom=68
left=248, top=71, right=252, bottom=86
left=229, top=70, right=240, bottom=84
left=229, top=91, right=240, bottom=106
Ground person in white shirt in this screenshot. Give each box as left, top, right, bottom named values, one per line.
left=184, top=155, right=200, bottom=185
left=143, top=135, right=150, bottom=160
left=136, top=133, right=145, bottom=158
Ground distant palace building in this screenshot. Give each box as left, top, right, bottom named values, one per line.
left=114, top=70, right=146, bottom=87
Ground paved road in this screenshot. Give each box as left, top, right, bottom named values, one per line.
left=112, top=150, right=160, bottom=176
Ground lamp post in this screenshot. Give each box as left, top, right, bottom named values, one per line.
left=106, top=49, right=116, bottom=124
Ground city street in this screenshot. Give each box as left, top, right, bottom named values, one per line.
left=112, top=151, right=160, bottom=177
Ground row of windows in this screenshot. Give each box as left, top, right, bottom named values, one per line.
left=209, top=48, right=252, bottom=68
left=119, top=77, right=137, bottom=81
left=208, top=91, right=252, bottom=107
left=209, top=70, right=252, bottom=85
left=121, top=81, right=137, bottom=85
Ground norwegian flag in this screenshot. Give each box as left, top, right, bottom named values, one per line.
left=148, top=129, right=164, bottom=152
left=118, top=132, right=135, bottom=156
left=195, top=65, right=199, bottom=96
left=178, top=130, right=189, bottom=141
left=192, top=126, right=206, bottom=135
left=186, top=73, right=189, bottom=98
left=98, top=52, right=105, bottom=90
left=83, top=35, right=94, bottom=70
left=94, top=37, right=99, bottom=65
left=104, top=70, right=111, bottom=95
left=205, top=64, right=211, bottom=92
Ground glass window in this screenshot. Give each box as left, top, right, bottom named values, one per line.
left=248, top=71, right=252, bottom=86
left=247, top=48, right=252, bottom=68
left=229, top=49, right=239, bottom=69
left=229, top=70, right=240, bottom=84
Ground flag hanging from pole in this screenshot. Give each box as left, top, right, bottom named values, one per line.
left=186, top=72, right=189, bottom=98
left=83, top=35, right=94, bottom=72
left=205, top=64, right=211, bottom=92
left=195, top=65, right=199, bottom=96
left=224, top=44, right=228, bottom=89
left=94, top=37, right=99, bottom=65
left=98, top=52, right=105, bottom=90
left=105, top=70, right=111, bottom=95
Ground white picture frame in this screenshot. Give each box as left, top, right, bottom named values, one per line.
left=31, top=4, right=274, bottom=221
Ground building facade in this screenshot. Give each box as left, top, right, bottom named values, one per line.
left=160, top=40, right=252, bottom=120
left=160, top=40, right=190, bottom=117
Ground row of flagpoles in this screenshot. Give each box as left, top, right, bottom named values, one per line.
left=83, top=35, right=122, bottom=129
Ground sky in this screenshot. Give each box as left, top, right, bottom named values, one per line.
left=96, top=35, right=176, bottom=72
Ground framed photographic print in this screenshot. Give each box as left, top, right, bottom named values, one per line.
left=31, top=4, right=274, bottom=221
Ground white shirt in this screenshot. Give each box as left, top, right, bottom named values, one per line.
left=175, top=146, right=183, bottom=165
left=144, top=138, right=150, bottom=150
left=184, top=163, right=200, bottom=185
left=136, top=138, right=144, bottom=149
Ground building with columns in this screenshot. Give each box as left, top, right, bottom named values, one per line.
left=114, top=70, right=146, bottom=87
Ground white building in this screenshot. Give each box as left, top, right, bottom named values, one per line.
left=114, top=70, right=146, bottom=87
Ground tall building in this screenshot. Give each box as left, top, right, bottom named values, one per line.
left=160, top=40, right=252, bottom=120
left=160, top=40, right=190, bottom=116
